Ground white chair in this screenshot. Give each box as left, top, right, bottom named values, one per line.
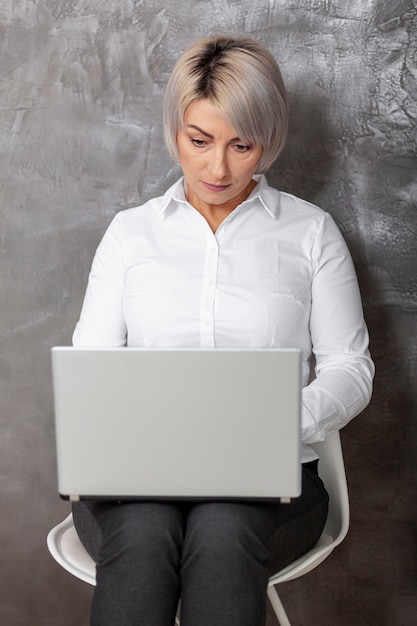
left=47, top=430, right=349, bottom=626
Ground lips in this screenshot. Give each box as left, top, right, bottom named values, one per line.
left=202, top=181, right=232, bottom=193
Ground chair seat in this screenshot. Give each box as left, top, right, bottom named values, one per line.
left=62, top=526, right=96, bottom=582
left=48, top=519, right=96, bottom=585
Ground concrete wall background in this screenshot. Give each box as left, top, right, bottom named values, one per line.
left=0, top=1, right=416, bottom=624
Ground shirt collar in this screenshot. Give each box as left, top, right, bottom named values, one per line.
left=158, top=175, right=281, bottom=219
left=242, top=175, right=280, bottom=218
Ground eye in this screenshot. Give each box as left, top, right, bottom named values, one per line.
left=234, top=143, right=252, bottom=153
left=191, top=138, right=207, bottom=148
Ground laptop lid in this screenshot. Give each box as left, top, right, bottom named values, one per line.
left=51, top=347, right=301, bottom=502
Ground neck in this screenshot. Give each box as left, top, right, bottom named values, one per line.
left=185, top=178, right=258, bottom=233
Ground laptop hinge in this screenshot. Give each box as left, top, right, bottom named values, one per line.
left=280, top=497, right=291, bottom=504
left=69, top=494, right=80, bottom=502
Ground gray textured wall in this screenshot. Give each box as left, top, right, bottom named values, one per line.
left=1, top=1, right=416, bottom=624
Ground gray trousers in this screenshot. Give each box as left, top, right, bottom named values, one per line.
left=73, top=461, right=328, bottom=626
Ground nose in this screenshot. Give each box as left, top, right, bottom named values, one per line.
left=208, top=147, right=229, bottom=180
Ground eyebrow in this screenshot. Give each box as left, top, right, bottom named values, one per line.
left=186, top=124, right=241, bottom=143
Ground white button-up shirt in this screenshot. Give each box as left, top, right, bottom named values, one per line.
left=73, top=176, right=374, bottom=462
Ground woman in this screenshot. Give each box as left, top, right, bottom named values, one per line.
left=72, top=34, right=374, bottom=626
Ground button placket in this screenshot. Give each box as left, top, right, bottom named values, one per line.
left=200, top=234, right=219, bottom=346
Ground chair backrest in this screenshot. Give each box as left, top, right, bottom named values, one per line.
left=311, top=430, right=350, bottom=546
left=268, top=429, right=350, bottom=589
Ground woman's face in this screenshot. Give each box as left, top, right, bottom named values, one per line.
left=176, top=99, right=263, bottom=216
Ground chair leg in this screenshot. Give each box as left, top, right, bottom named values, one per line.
left=267, top=585, right=291, bottom=626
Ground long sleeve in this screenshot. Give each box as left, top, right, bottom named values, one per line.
left=301, top=212, right=374, bottom=443
left=72, top=214, right=127, bottom=347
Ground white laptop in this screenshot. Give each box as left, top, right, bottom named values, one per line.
left=51, top=347, right=301, bottom=503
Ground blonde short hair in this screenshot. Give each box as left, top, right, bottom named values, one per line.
left=163, top=34, right=288, bottom=173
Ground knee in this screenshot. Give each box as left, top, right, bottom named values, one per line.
left=98, top=503, right=183, bottom=564
left=184, top=504, right=268, bottom=566
left=112, top=518, right=174, bottom=555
